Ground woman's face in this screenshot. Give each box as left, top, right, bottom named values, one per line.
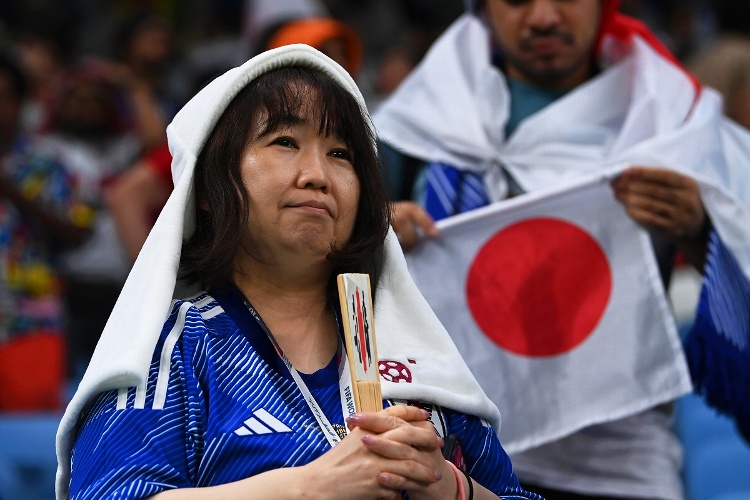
left=235, top=91, right=361, bottom=269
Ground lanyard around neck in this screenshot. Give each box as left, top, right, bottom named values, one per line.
left=242, top=298, right=356, bottom=447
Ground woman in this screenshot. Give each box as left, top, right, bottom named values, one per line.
left=56, top=45, right=540, bottom=500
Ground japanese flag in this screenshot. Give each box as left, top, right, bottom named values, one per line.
left=405, top=174, right=692, bottom=453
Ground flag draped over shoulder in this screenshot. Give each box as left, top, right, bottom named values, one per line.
left=405, top=173, right=692, bottom=453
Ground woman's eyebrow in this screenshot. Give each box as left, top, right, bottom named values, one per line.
left=276, top=113, right=308, bottom=127
left=258, top=113, right=309, bottom=135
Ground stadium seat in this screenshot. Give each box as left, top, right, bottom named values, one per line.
left=711, top=491, right=750, bottom=500
left=0, top=413, right=61, bottom=500
left=676, top=394, right=750, bottom=500
left=675, top=394, right=741, bottom=452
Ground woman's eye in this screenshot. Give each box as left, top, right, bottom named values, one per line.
left=330, top=148, right=352, bottom=161
left=272, top=137, right=296, bottom=148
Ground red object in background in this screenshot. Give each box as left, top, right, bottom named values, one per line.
left=146, top=142, right=174, bottom=190
left=0, top=332, right=64, bottom=411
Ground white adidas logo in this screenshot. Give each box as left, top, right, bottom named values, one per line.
left=234, top=408, right=293, bottom=436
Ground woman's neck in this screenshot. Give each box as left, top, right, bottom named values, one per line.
left=233, top=270, right=339, bottom=374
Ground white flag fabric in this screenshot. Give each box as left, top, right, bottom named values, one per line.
left=405, top=173, right=692, bottom=454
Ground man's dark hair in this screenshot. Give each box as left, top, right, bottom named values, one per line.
left=179, top=66, right=390, bottom=298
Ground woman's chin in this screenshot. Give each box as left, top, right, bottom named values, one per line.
left=285, top=236, right=336, bottom=263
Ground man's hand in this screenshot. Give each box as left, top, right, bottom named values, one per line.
left=612, top=166, right=710, bottom=268
left=390, top=201, right=438, bottom=251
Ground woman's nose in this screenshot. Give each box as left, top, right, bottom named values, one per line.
left=297, top=149, right=330, bottom=192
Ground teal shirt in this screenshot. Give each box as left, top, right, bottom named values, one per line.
left=504, top=78, right=570, bottom=137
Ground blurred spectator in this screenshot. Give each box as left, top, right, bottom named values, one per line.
left=0, top=53, right=90, bottom=410
left=243, top=0, right=377, bottom=102
left=86, top=9, right=186, bottom=152
left=262, top=17, right=363, bottom=77
left=688, top=0, right=750, bottom=129
left=242, top=0, right=327, bottom=60
left=371, top=45, right=419, bottom=106
left=117, top=11, right=188, bottom=141
left=0, top=4, right=78, bottom=132
left=13, top=29, right=68, bottom=134
left=35, top=61, right=141, bottom=380
left=108, top=141, right=171, bottom=262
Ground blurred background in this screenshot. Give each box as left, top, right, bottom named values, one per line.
left=0, top=0, right=749, bottom=499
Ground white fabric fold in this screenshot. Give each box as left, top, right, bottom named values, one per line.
left=55, top=44, right=500, bottom=499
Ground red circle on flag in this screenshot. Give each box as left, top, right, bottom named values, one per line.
left=466, top=217, right=612, bottom=357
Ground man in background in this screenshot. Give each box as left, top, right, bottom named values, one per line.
left=374, top=0, right=750, bottom=498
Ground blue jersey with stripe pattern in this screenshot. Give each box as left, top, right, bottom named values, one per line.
left=70, top=285, right=538, bottom=499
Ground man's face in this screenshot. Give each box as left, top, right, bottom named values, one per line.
left=484, top=0, right=602, bottom=89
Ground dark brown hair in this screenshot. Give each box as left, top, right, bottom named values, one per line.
left=179, top=66, right=390, bottom=297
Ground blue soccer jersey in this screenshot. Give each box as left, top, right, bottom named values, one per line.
left=70, top=285, right=538, bottom=499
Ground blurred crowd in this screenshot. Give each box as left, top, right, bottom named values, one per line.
left=0, top=0, right=748, bottom=412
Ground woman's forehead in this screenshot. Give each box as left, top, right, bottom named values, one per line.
left=251, top=79, right=348, bottom=136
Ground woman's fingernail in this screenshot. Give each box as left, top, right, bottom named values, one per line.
left=346, top=413, right=364, bottom=424
left=378, top=472, right=394, bottom=485
left=361, top=434, right=377, bottom=445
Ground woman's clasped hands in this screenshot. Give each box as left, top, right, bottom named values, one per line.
left=299, top=405, right=460, bottom=499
